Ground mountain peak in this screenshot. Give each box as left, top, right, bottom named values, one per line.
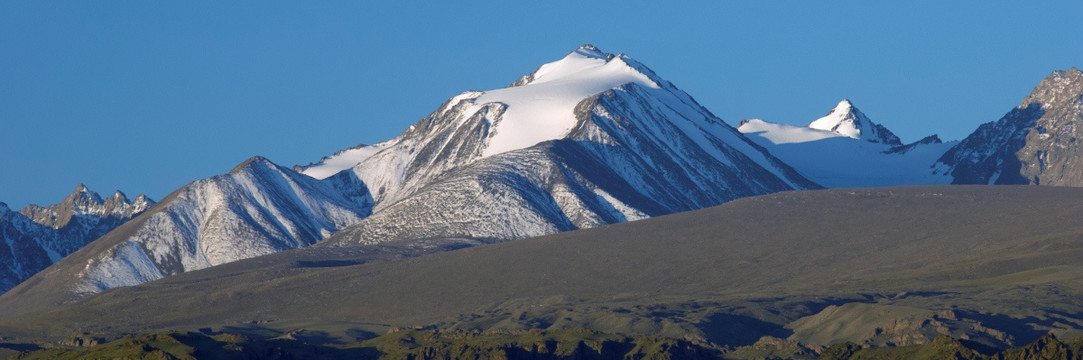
left=229, top=156, right=277, bottom=175
left=474, top=45, right=661, bottom=157
left=1022, top=67, right=1083, bottom=109
left=67, top=183, right=104, bottom=205
left=572, top=44, right=609, bottom=60
left=807, top=99, right=902, bottom=146
left=110, top=190, right=128, bottom=200
left=835, top=99, right=855, bottom=111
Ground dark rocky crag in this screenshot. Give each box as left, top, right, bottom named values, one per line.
left=937, top=68, right=1083, bottom=185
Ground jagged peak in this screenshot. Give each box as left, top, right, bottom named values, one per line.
left=109, top=190, right=129, bottom=201
left=67, top=183, right=104, bottom=204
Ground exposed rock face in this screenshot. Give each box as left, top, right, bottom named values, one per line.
left=0, top=185, right=154, bottom=293
left=937, top=68, right=1083, bottom=185
left=1016, top=68, right=1083, bottom=185
left=18, top=184, right=155, bottom=255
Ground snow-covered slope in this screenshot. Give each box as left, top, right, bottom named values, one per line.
left=935, top=68, right=1083, bottom=185
left=738, top=102, right=955, bottom=187
left=294, top=143, right=390, bottom=180
left=808, top=100, right=903, bottom=145
left=318, top=44, right=817, bottom=246
left=0, top=185, right=154, bottom=293
left=737, top=118, right=845, bottom=145
left=6, top=157, right=373, bottom=299
left=4, top=45, right=815, bottom=304
left=18, top=184, right=154, bottom=258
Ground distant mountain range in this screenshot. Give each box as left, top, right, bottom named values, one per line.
left=1, top=45, right=1081, bottom=321
left=0, top=185, right=153, bottom=293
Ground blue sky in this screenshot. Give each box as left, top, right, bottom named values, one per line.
left=2, top=1, right=1082, bottom=209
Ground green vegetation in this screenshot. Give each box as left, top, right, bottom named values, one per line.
left=7, top=331, right=374, bottom=360
left=819, top=334, right=1083, bottom=360
left=7, top=328, right=716, bottom=360
left=359, top=327, right=717, bottom=359
left=10, top=329, right=1083, bottom=360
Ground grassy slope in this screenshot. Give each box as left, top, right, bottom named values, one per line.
left=10, top=330, right=1083, bottom=360
left=1, top=185, right=1082, bottom=352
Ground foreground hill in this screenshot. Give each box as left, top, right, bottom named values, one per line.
left=1, top=185, right=1082, bottom=358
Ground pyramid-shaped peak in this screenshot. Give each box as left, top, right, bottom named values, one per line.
left=808, top=99, right=901, bottom=145
left=104, top=190, right=130, bottom=206
left=834, top=99, right=855, bottom=111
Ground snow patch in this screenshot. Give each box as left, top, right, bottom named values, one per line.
left=476, top=49, right=659, bottom=157
left=77, top=241, right=164, bottom=294
left=738, top=119, right=844, bottom=144
left=301, top=143, right=390, bottom=180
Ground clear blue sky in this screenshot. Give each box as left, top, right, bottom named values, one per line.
left=2, top=1, right=1081, bottom=209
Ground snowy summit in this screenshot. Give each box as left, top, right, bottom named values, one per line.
left=298, top=44, right=661, bottom=179
left=808, top=100, right=902, bottom=145
left=471, top=44, right=661, bottom=157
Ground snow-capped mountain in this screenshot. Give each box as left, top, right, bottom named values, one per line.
left=19, top=184, right=154, bottom=256
left=737, top=101, right=955, bottom=187
left=0, top=156, right=372, bottom=303
left=61, top=157, right=373, bottom=295
left=0, top=185, right=154, bottom=293
left=303, top=44, right=817, bottom=246
left=808, top=100, right=903, bottom=145
left=4, top=45, right=816, bottom=302
left=935, top=68, right=1083, bottom=185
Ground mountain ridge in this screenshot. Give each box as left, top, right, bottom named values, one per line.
left=935, top=67, right=1083, bottom=185
left=0, top=44, right=818, bottom=303
left=0, top=185, right=154, bottom=294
